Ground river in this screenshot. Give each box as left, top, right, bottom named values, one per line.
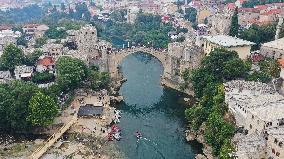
left=115, top=52, right=202, bottom=159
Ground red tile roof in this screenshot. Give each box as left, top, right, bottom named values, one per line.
left=23, top=24, right=41, bottom=28
left=238, top=0, right=247, bottom=4
left=227, top=3, right=236, bottom=10
left=255, top=5, right=268, bottom=10
left=262, top=8, right=282, bottom=15
left=278, top=59, right=284, bottom=68
left=37, top=56, right=55, bottom=66
left=238, top=8, right=258, bottom=13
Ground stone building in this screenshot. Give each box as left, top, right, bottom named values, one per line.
left=22, top=24, right=49, bottom=38
left=0, top=29, right=21, bottom=56
left=225, top=80, right=284, bottom=159
left=66, top=25, right=112, bottom=72
left=36, top=56, right=56, bottom=75
left=0, top=71, right=12, bottom=84
left=167, top=41, right=203, bottom=82
left=14, top=65, right=34, bottom=80
left=201, top=35, right=255, bottom=59
left=207, top=11, right=232, bottom=35
left=42, top=43, right=65, bottom=59
left=127, top=7, right=139, bottom=24
left=260, top=37, right=284, bottom=59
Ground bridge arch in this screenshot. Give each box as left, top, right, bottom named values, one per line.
left=109, top=47, right=169, bottom=79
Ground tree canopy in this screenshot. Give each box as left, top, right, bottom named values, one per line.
left=184, top=7, right=197, bottom=24
left=184, top=49, right=249, bottom=157
left=229, top=8, right=239, bottom=37
left=0, top=44, right=25, bottom=71
left=27, top=91, right=58, bottom=127
left=56, top=56, right=89, bottom=91
left=95, top=13, right=174, bottom=48
left=239, top=24, right=276, bottom=50
left=0, top=81, right=40, bottom=131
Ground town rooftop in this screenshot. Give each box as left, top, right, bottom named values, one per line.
left=202, top=35, right=255, bottom=47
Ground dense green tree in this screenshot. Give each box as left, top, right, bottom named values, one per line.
left=24, top=50, right=43, bottom=66
left=12, top=26, right=23, bottom=33
left=90, top=71, right=110, bottom=90
left=185, top=105, right=208, bottom=131
left=56, top=56, right=89, bottom=91
left=239, top=24, right=276, bottom=50
left=32, top=71, right=55, bottom=84
left=229, top=8, right=239, bottom=37
left=44, top=83, right=62, bottom=101
left=35, top=37, right=47, bottom=48
left=0, top=44, right=24, bottom=71
left=2, top=81, right=40, bottom=131
left=110, top=9, right=127, bottom=22
left=74, top=3, right=90, bottom=20
left=223, top=58, right=249, bottom=80
left=0, top=4, right=44, bottom=25
left=246, top=71, right=271, bottom=83
left=0, top=84, right=14, bottom=131
left=45, top=27, right=67, bottom=39
left=16, top=35, right=28, bottom=47
left=27, top=92, right=58, bottom=127
left=259, top=58, right=281, bottom=78
left=184, top=7, right=197, bottom=23
left=201, top=49, right=242, bottom=80
left=219, top=139, right=235, bottom=159
left=57, top=19, right=83, bottom=30
left=205, top=111, right=235, bottom=155
left=191, top=68, right=219, bottom=98
left=95, top=13, right=173, bottom=48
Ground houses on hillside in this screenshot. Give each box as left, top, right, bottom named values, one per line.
left=22, top=24, right=49, bottom=39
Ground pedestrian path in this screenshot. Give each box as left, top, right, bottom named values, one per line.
left=29, top=115, right=77, bottom=159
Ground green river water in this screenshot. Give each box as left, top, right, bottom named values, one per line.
left=115, top=52, right=202, bottom=159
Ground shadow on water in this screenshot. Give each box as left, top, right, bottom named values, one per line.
left=116, top=52, right=202, bottom=159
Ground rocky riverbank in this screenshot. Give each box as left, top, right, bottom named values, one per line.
left=185, top=123, right=215, bottom=159
left=161, top=77, right=194, bottom=96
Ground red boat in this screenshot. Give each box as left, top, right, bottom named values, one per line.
left=108, top=133, right=113, bottom=141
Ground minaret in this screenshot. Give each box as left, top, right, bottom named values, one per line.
left=275, top=15, right=283, bottom=40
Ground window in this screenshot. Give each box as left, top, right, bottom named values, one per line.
left=252, top=115, right=254, bottom=119
left=250, top=124, right=252, bottom=129
left=275, top=139, right=278, bottom=144
left=272, top=148, right=275, bottom=154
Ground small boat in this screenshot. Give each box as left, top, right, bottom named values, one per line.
left=135, top=131, right=142, bottom=139
left=111, top=125, right=121, bottom=132
left=114, top=118, right=120, bottom=123
left=113, top=132, right=121, bottom=141
left=108, top=133, right=114, bottom=141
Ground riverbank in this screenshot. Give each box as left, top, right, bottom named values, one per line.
left=185, top=124, right=215, bottom=159
left=0, top=89, right=125, bottom=159
left=40, top=90, right=124, bottom=158
left=161, top=77, right=194, bottom=96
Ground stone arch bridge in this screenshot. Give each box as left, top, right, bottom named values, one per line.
left=109, top=47, right=170, bottom=79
